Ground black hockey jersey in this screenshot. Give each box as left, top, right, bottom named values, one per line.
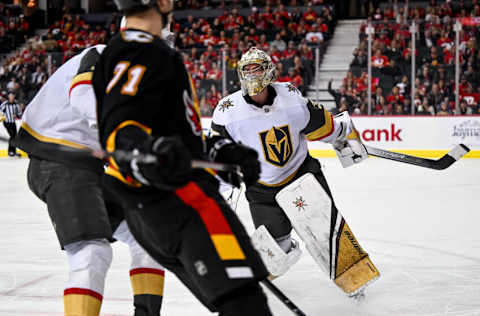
left=93, top=29, right=206, bottom=187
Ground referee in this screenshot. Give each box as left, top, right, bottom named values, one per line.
left=0, top=93, right=22, bottom=156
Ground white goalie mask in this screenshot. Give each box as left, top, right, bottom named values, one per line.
left=237, top=47, right=276, bottom=96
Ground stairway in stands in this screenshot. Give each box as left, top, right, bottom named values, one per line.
left=306, top=19, right=364, bottom=110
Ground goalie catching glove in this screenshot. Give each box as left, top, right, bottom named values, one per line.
left=131, top=136, right=192, bottom=190
left=332, top=112, right=368, bottom=168
left=209, top=138, right=261, bottom=188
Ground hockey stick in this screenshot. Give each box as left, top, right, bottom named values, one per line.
left=53, top=146, right=241, bottom=173
left=261, top=279, right=307, bottom=316
left=107, top=149, right=240, bottom=173
left=56, top=146, right=306, bottom=314
left=364, top=144, right=470, bottom=170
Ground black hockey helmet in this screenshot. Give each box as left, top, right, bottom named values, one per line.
left=113, top=0, right=157, bottom=11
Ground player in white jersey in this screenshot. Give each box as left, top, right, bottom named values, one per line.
left=211, top=47, right=379, bottom=296
left=16, top=45, right=165, bottom=316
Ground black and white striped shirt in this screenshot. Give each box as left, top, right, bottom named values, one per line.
left=0, top=101, right=22, bottom=123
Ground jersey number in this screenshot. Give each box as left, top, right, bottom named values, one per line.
left=106, top=61, right=146, bottom=96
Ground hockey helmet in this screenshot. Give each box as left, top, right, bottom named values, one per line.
left=237, top=47, right=276, bottom=96
left=114, top=0, right=157, bottom=11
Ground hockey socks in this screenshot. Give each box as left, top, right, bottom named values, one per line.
left=130, top=267, right=165, bottom=316
left=64, top=288, right=102, bottom=316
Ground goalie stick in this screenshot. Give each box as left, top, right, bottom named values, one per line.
left=261, top=279, right=307, bottom=316
left=364, top=144, right=470, bottom=170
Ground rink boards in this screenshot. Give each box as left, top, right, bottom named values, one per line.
left=201, top=115, right=480, bottom=159
left=1, top=116, right=479, bottom=158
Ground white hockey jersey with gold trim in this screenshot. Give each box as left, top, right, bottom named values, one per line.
left=21, top=45, right=105, bottom=151
left=211, top=82, right=342, bottom=186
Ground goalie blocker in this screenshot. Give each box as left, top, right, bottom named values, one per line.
left=275, top=173, right=379, bottom=295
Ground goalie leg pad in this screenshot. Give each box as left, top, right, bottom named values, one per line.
left=251, top=225, right=302, bottom=278
left=275, top=173, right=379, bottom=295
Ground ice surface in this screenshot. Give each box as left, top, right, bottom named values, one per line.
left=0, top=157, right=479, bottom=316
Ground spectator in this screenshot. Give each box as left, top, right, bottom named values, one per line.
left=396, top=75, right=410, bottom=95
left=305, top=24, right=324, bottom=44
left=270, top=33, right=286, bottom=52
left=416, top=104, right=432, bottom=115
left=30, top=65, right=46, bottom=89
left=328, top=79, right=355, bottom=111
left=372, top=49, right=389, bottom=68
left=28, top=35, right=43, bottom=50
left=458, top=99, right=473, bottom=115
left=437, top=101, right=452, bottom=115
left=287, top=68, right=303, bottom=91
left=206, top=84, right=221, bottom=110
left=205, top=62, right=222, bottom=81
left=372, top=86, right=384, bottom=104
left=303, top=6, right=317, bottom=24
left=460, top=84, right=480, bottom=108
left=393, top=103, right=405, bottom=115
left=283, top=41, right=298, bottom=59
left=351, top=48, right=367, bottom=67
left=6, top=76, right=17, bottom=92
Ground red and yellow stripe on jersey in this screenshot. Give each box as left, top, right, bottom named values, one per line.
left=175, top=182, right=245, bottom=260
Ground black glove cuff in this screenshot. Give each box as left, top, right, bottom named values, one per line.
left=208, top=138, right=233, bottom=162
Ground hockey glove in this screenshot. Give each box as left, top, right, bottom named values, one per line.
left=132, top=136, right=192, bottom=190
left=332, top=112, right=368, bottom=168
left=210, top=139, right=261, bottom=188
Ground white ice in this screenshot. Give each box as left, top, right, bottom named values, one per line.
left=0, top=157, right=479, bottom=316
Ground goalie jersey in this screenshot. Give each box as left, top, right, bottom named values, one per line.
left=211, top=82, right=342, bottom=186
left=16, top=45, right=106, bottom=172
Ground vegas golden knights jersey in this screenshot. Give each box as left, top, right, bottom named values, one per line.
left=16, top=45, right=106, bottom=172
left=93, top=29, right=206, bottom=187
left=211, top=82, right=343, bottom=186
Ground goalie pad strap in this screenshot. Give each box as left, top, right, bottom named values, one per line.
left=251, top=225, right=301, bottom=277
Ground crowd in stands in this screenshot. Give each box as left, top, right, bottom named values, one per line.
left=0, top=3, right=39, bottom=107
left=173, top=4, right=335, bottom=115
left=173, top=0, right=336, bottom=11
left=0, top=3, right=31, bottom=55
left=329, top=0, right=480, bottom=116
left=0, top=10, right=115, bottom=106
left=0, top=2, right=335, bottom=116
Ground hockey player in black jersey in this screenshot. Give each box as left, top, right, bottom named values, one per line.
left=16, top=44, right=167, bottom=316
left=93, top=0, right=273, bottom=315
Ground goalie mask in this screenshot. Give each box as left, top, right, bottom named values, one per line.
left=238, top=47, right=276, bottom=96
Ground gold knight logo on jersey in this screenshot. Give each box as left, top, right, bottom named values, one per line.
left=259, top=125, right=293, bottom=167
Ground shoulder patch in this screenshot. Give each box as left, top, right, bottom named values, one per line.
left=218, top=99, right=234, bottom=112
left=287, top=83, right=300, bottom=94
left=310, top=100, right=324, bottom=110
left=77, top=48, right=100, bottom=75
